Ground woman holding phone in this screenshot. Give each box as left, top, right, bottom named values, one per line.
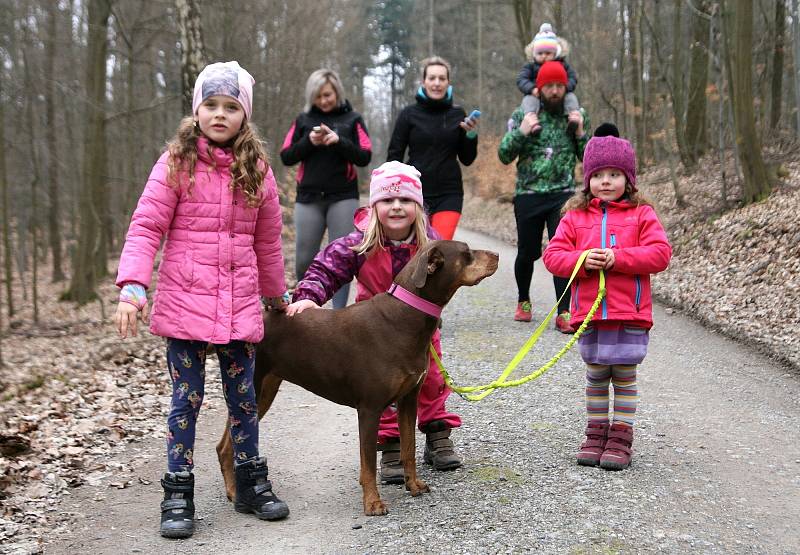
left=280, top=69, right=372, bottom=308
left=387, top=56, right=479, bottom=240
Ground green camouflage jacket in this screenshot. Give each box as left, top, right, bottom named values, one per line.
left=497, top=107, right=591, bottom=195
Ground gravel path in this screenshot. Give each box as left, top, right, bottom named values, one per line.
left=43, top=228, right=800, bottom=555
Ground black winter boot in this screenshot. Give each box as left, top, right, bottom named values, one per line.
left=234, top=458, right=290, bottom=520
left=160, top=471, right=195, bottom=539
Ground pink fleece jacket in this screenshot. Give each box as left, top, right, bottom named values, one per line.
left=543, top=197, right=672, bottom=329
left=116, top=137, right=286, bottom=344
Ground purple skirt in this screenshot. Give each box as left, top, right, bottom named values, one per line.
left=578, top=326, right=649, bottom=365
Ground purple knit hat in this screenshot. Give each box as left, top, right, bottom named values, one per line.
left=582, top=123, right=637, bottom=192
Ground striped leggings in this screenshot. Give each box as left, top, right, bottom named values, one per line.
left=585, top=363, right=638, bottom=427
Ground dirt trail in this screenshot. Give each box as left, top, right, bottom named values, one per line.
left=47, top=229, right=800, bottom=554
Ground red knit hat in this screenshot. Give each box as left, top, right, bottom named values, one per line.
left=536, top=61, right=568, bottom=90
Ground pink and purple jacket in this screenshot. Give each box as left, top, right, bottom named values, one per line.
left=292, top=207, right=439, bottom=306
left=292, top=208, right=461, bottom=436
left=543, top=198, right=672, bottom=330
left=116, top=136, right=286, bottom=344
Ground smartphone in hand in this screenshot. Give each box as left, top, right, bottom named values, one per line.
left=464, top=109, right=481, bottom=127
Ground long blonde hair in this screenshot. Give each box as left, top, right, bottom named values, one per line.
left=352, top=204, right=429, bottom=256
left=563, top=183, right=654, bottom=213
left=165, top=116, right=269, bottom=208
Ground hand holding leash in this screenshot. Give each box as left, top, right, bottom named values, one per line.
left=584, top=248, right=614, bottom=271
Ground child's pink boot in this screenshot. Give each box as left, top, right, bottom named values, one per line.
left=576, top=421, right=608, bottom=466
left=599, top=423, right=634, bottom=470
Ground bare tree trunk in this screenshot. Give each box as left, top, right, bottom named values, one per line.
left=0, top=285, right=3, bottom=366
left=64, top=0, right=111, bottom=304
left=661, top=95, right=688, bottom=207
left=512, top=0, right=533, bottom=55
left=175, top=0, right=207, bottom=115
left=0, top=70, right=11, bottom=318
left=45, top=2, right=65, bottom=282
left=709, top=3, right=730, bottom=207
left=390, top=47, right=397, bottom=124
left=685, top=0, right=711, bottom=167
left=22, top=37, right=40, bottom=324
left=671, top=0, right=692, bottom=167
left=65, top=0, right=81, bottom=240
left=428, top=0, right=434, bottom=55
left=619, top=1, right=629, bottom=135
left=125, top=41, right=139, bottom=219
left=477, top=1, right=482, bottom=108
left=769, top=0, right=785, bottom=129
left=552, top=3, right=563, bottom=32
left=793, top=0, right=800, bottom=134
left=630, top=0, right=644, bottom=153
left=727, top=0, right=772, bottom=203
left=638, top=1, right=649, bottom=160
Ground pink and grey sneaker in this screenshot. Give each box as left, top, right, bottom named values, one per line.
left=599, top=423, right=634, bottom=470
left=555, top=311, right=572, bottom=334
left=576, top=422, right=609, bottom=467
left=514, top=301, right=532, bottom=322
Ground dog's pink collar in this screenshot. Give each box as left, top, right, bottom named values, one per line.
left=387, top=283, right=442, bottom=318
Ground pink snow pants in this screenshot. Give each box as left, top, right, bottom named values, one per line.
left=377, top=331, right=462, bottom=441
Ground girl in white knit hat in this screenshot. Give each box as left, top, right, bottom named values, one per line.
left=516, top=22, right=582, bottom=136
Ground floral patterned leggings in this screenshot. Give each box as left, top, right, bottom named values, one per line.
left=165, top=338, right=259, bottom=472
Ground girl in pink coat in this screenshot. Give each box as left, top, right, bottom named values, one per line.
left=114, top=62, right=289, bottom=539
left=543, top=123, right=672, bottom=471
left=286, top=161, right=463, bottom=485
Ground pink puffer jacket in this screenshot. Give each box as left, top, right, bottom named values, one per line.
left=116, top=137, right=286, bottom=344
left=543, top=197, right=672, bottom=330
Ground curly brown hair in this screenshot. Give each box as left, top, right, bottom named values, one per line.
left=562, top=183, right=654, bottom=213
left=165, top=117, right=269, bottom=208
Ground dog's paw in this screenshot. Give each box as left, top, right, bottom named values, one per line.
left=406, top=478, right=430, bottom=496
left=364, top=499, right=388, bottom=516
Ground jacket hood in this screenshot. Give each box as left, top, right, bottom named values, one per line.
left=525, top=36, right=570, bottom=62
left=415, top=86, right=454, bottom=109
left=354, top=205, right=371, bottom=231
left=197, top=136, right=234, bottom=167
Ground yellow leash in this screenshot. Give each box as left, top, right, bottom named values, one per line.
left=431, top=250, right=606, bottom=402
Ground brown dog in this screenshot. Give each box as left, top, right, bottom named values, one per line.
left=216, top=240, right=498, bottom=515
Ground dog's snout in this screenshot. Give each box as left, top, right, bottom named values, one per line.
left=473, top=249, right=499, bottom=269
left=464, top=249, right=499, bottom=284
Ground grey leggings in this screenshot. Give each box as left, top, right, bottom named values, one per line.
left=522, top=92, right=580, bottom=114
left=294, top=198, right=359, bottom=309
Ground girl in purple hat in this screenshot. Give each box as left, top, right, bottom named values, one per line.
left=543, top=123, right=672, bottom=471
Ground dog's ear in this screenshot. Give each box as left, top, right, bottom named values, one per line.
left=412, top=245, right=444, bottom=288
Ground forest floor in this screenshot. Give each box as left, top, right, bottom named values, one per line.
left=1, top=147, right=799, bottom=553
